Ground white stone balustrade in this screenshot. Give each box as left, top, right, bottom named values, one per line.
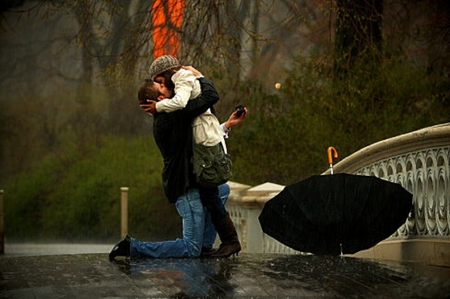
left=228, top=123, right=450, bottom=264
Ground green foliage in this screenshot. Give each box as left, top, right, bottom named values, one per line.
left=3, top=136, right=180, bottom=242
left=227, top=53, right=450, bottom=186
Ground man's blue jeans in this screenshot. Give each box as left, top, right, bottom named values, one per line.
left=130, top=184, right=230, bottom=258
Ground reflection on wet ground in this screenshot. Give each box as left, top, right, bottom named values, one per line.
left=1, top=252, right=449, bottom=298
left=112, top=254, right=450, bottom=298
left=114, top=257, right=235, bottom=298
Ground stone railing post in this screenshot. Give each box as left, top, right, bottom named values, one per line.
left=228, top=182, right=297, bottom=254
left=0, top=189, right=3, bottom=255
left=120, top=187, right=129, bottom=237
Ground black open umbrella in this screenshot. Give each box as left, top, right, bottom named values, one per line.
left=258, top=148, right=413, bottom=255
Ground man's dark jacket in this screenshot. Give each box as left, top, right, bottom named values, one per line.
left=153, top=78, right=220, bottom=203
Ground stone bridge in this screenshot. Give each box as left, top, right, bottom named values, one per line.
left=227, top=123, right=450, bottom=267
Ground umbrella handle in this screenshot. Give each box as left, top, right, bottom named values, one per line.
left=327, top=147, right=338, bottom=164
left=327, top=147, right=338, bottom=174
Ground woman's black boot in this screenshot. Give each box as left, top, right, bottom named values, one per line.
left=209, top=214, right=241, bottom=258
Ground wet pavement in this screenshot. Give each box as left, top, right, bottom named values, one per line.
left=1, top=248, right=450, bottom=299
left=2, top=243, right=112, bottom=257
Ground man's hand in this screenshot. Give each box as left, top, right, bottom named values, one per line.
left=140, top=100, right=158, bottom=115
left=224, top=106, right=248, bottom=129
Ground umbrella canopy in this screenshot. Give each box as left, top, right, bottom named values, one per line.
left=258, top=173, right=413, bottom=255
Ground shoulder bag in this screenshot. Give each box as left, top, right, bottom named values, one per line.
left=192, top=142, right=233, bottom=188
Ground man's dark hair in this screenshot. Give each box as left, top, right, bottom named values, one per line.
left=138, top=79, right=160, bottom=105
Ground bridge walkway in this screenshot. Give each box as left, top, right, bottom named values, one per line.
left=0, top=245, right=449, bottom=298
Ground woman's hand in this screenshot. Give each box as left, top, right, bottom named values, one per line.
left=140, top=100, right=158, bottom=115
left=225, top=107, right=248, bottom=130
left=182, top=65, right=203, bottom=77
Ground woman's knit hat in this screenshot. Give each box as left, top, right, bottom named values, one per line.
left=149, top=55, right=180, bottom=80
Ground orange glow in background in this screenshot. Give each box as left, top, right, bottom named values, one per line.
left=152, top=0, right=184, bottom=59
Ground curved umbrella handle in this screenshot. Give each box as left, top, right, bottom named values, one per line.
left=327, top=146, right=338, bottom=174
